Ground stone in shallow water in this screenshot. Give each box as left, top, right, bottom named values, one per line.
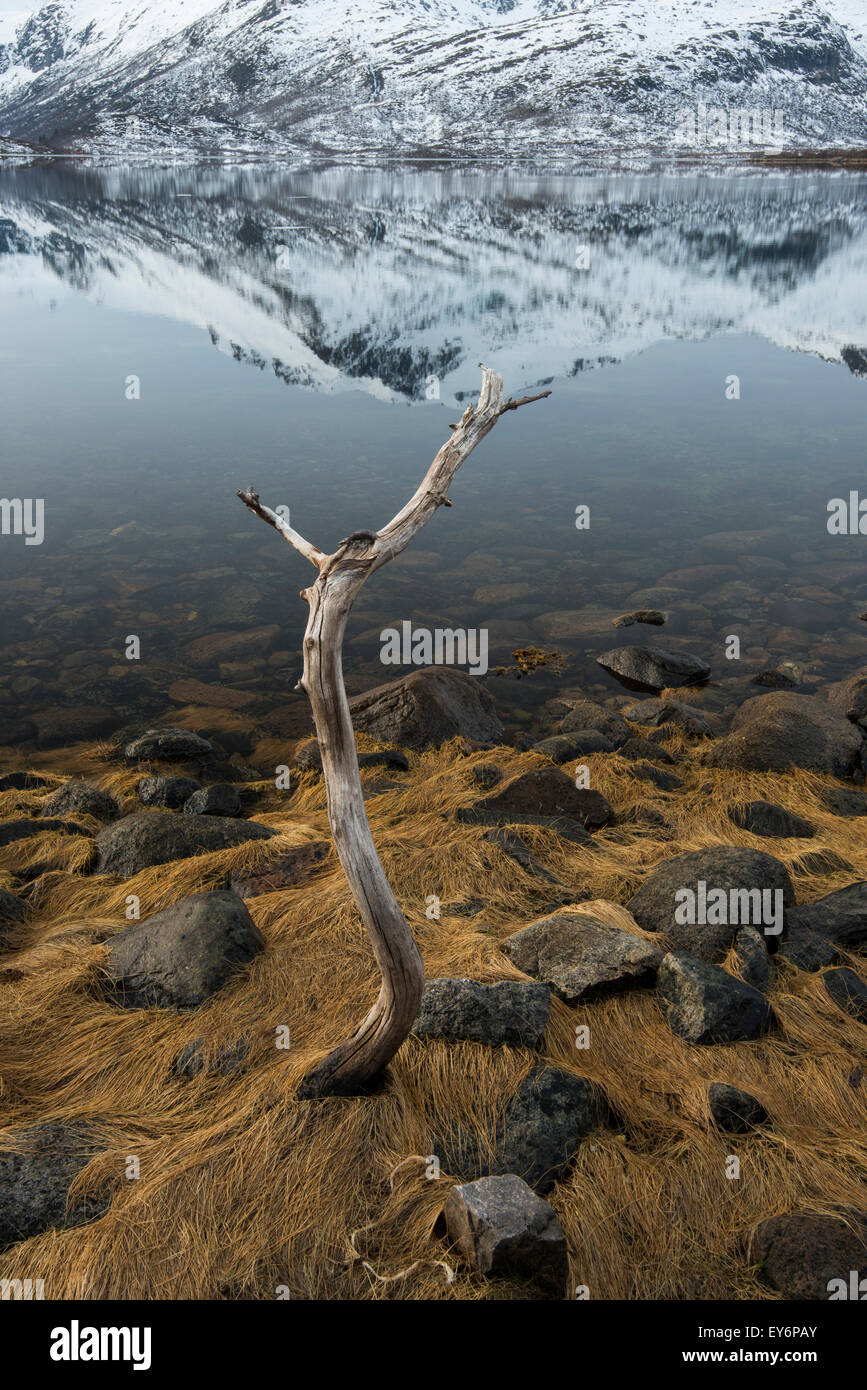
left=657, top=950, right=774, bottom=1044
left=502, top=912, right=663, bottom=1005
left=412, top=978, right=550, bottom=1048
left=444, top=1173, right=568, bottom=1295
left=596, top=646, right=711, bottom=693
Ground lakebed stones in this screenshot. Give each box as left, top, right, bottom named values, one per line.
left=412, top=978, right=550, bottom=1048
left=822, top=967, right=867, bottom=1022
left=124, top=727, right=213, bottom=763
left=230, top=842, right=330, bottom=898
left=347, top=667, right=503, bottom=749
left=596, top=646, right=711, bottom=693
left=627, top=846, right=794, bottom=962
left=708, top=1083, right=769, bottom=1133
left=613, top=609, right=666, bottom=628
left=137, top=775, right=201, bottom=809
left=503, top=912, right=663, bottom=1005
left=93, top=811, right=275, bottom=877
left=467, top=767, right=613, bottom=830
left=444, top=1173, right=568, bottom=1295
left=729, top=800, right=814, bottom=839
left=750, top=1211, right=867, bottom=1300
left=786, top=881, right=867, bottom=949
left=657, top=951, right=773, bottom=1044
left=183, top=783, right=241, bottom=817
left=708, top=692, right=863, bottom=778
left=39, top=780, right=119, bottom=822
left=105, top=889, right=265, bottom=1010
left=0, top=1121, right=106, bottom=1248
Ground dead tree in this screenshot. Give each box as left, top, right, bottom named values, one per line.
left=238, top=367, right=550, bottom=1098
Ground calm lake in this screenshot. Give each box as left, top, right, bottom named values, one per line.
left=1, top=165, right=866, bottom=749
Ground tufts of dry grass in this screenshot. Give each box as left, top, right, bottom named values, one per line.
left=0, top=735, right=865, bottom=1299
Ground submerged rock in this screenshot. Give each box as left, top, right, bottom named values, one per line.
left=596, top=646, right=711, bottom=692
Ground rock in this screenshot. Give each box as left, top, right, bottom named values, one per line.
left=795, top=849, right=853, bottom=875
left=470, top=763, right=502, bottom=789
left=750, top=1212, right=867, bottom=1299
left=105, top=889, right=265, bottom=1010
left=93, top=812, right=275, bottom=877
left=468, top=767, right=613, bottom=830
left=348, top=668, right=503, bottom=749
left=503, top=912, right=663, bottom=1004
left=174, top=1036, right=250, bottom=1078
left=532, top=732, right=612, bottom=762
left=138, top=775, right=202, bottom=808
left=709, top=1082, right=769, bottom=1133
left=295, top=739, right=410, bottom=774
left=613, top=610, right=666, bottom=628
left=776, top=926, right=839, bottom=972
left=729, top=801, right=814, bottom=839
left=0, top=888, right=26, bottom=927
left=751, top=669, right=798, bottom=689
left=167, top=678, right=255, bottom=709
left=708, top=693, right=863, bottom=778
left=124, top=727, right=213, bottom=762
left=230, top=842, right=330, bottom=897
left=39, top=780, right=119, bottom=822
left=786, top=882, right=867, bottom=949
left=559, top=699, right=631, bottom=747
left=0, top=1121, right=106, bottom=1247
left=822, top=787, right=867, bottom=817
left=822, top=967, right=867, bottom=1022
left=0, top=772, right=50, bottom=791
left=494, top=1067, right=609, bottom=1194
left=734, top=926, right=774, bottom=992
left=412, top=978, right=550, bottom=1048
left=0, top=817, right=91, bottom=847
left=621, top=698, right=714, bottom=736
left=617, top=736, right=676, bottom=763
left=483, top=829, right=581, bottom=896
left=457, top=809, right=596, bottom=849
left=444, top=1173, right=568, bottom=1295
left=183, top=784, right=242, bottom=817
left=629, top=762, right=684, bottom=791
left=295, top=739, right=324, bottom=772
left=596, top=646, right=711, bottom=693
left=825, top=671, right=867, bottom=726
left=657, top=951, right=774, bottom=1043
left=628, top=847, right=794, bottom=961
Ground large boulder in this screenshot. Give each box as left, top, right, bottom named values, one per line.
left=595, top=646, right=710, bottom=693
left=93, top=812, right=274, bottom=877
left=657, top=951, right=774, bottom=1044
left=412, top=978, right=550, bottom=1048
left=347, top=668, right=503, bottom=749
left=467, top=767, right=613, bottom=830
left=105, top=889, right=265, bottom=1010
left=502, top=912, right=663, bottom=1004
left=750, top=1212, right=867, bottom=1299
left=628, top=847, right=794, bottom=961
left=0, top=1121, right=106, bottom=1247
left=786, top=882, right=867, bottom=949
left=708, top=693, right=863, bottom=778
left=444, top=1173, right=568, bottom=1295
left=124, top=727, right=213, bottom=763
left=39, top=780, right=119, bottom=822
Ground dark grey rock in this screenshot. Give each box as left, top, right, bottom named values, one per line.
left=786, top=882, right=867, bottom=949
left=124, top=726, right=213, bottom=762
left=709, top=1082, right=769, bottom=1133
left=138, top=775, right=202, bottom=808
left=0, top=817, right=91, bottom=847
left=822, top=787, right=867, bottom=817
left=532, top=732, right=611, bottom=762
left=93, top=811, right=275, bottom=876
left=503, top=912, right=663, bottom=1004
left=105, top=889, right=265, bottom=1010
left=657, top=950, right=774, bottom=1043
left=444, top=1173, right=568, bottom=1295
left=483, top=828, right=582, bottom=897
left=0, top=889, right=27, bottom=927
left=629, top=762, right=684, bottom=790
left=708, top=693, right=863, bottom=778
left=822, top=967, right=867, bottom=1022
left=734, top=926, right=774, bottom=992
left=412, top=978, right=550, bottom=1047
left=296, top=737, right=411, bottom=774
left=348, top=667, right=503, bottom=749
left=470, top=762, right=502, bottom=789
left=494, top=1067, right=609, bottom=1194
left=0, top=1121, right=107, bottom=1248
left=729, top=800, right=814, bottom=839
left=183, top=783, right=242, bottom=817
left=622, top=698, right=713, bottom=735
left=617, top=736, right=676, bottom=764
left=40, top=780, right=119, bottom=822
left=456, top=808, right=596, bottom=848
left=0, top=772, right=50, bottom=792
left=751, top=1211, right=867, bottom=1300
left=628, top=847, right=794, bottom=961
left=825, top=670, right=867, bottom=727
left=559, top=699, right=631, bottom=748
left=613, top=609, right=666, bottom=628
left=469, top=767, right=613, bottom=829
left=596, top=646, right=711, bottom=693
left=777, top=926, right=839, bottom=972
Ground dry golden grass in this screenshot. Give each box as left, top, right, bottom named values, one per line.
left=0, top=733, right=865, bottom=1300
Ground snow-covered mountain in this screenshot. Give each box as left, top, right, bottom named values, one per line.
left=1, top=166, right=866, bottom=397
left=0, top=0, right=866, bottom=163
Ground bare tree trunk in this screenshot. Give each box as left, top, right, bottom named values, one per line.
left=238, top=367, right=550, bottom=1098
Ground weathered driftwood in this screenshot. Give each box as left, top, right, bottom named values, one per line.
left=238, top=367, right=550, bottom=1098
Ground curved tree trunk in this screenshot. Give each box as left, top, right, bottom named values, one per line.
left=237, top=367, right=550, bottom=1098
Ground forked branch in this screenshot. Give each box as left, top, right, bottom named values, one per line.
left=238, top=366, right=550, bottom=1098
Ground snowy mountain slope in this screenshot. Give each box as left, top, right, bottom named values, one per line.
left=1, top=168, right=865, bottom=397
left=0, top=0, right=866, bottom=161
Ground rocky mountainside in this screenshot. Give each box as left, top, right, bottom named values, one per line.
left=0, top=0, right=867, bottom=162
